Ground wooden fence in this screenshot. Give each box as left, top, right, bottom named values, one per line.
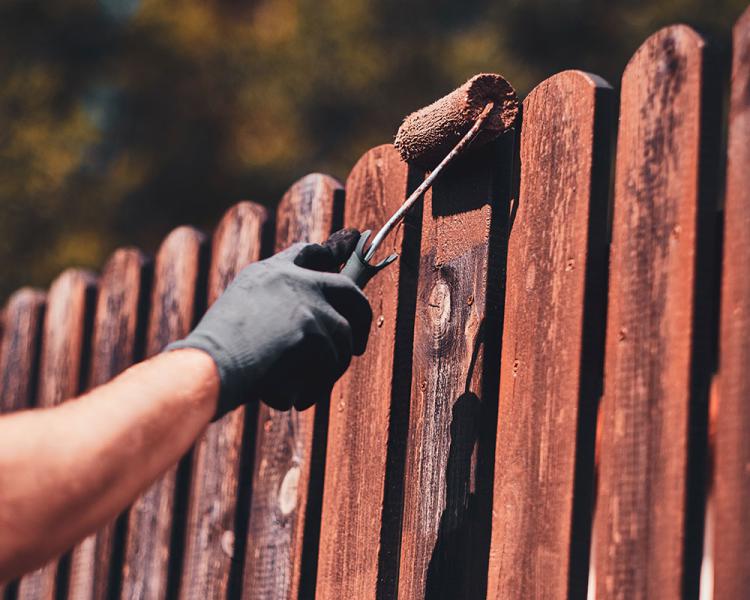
left=1, top=12, right=749, bottom=600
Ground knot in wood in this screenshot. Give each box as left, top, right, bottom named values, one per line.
left=427, top=279, right=452, bottom=342
left=278, top=466, right=301, bottom=516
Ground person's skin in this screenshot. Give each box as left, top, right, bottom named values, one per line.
left=0, top=348, right=219, bottom=584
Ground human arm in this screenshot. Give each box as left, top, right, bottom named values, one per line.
left=0, top=230, right=370, bottom=582
left=0, top=348, right=218, bottom=582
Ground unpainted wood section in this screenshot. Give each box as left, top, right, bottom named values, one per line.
left=17, top=271, right=96, bottom=600
left=121, top=227, right=207, bottom=600
left=0, top=288, right=45, bottom=600
left=714, top=8, right=750, bottom=598
left=0, top=289, right=46, bottom=413
left=180, top=202, right=268, bottom=600
left=316, top=145, right=421, bottom=600
left=397, top=141, right=513, bottom=599
left=594, top=26, right=709, bottom=599
left=241, top=175, right=341, bottom=599
left=67, top=249, right=150, bottom=600
left=487, top=71, right=611, bottom=600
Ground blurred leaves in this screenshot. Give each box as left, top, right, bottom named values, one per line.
left=0, top=0, right=746, bottom=299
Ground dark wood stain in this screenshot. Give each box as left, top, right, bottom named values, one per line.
left=713, top=7, right=750, bottom=599
left=16, top=271, right=97, bottom=600
left=66, top=248, right=151, bottom=600
left=486, top=71, right=612, bottom=600
left=315, top=145, right=422, bottom=600
left=179, top=202, right=268, bottom=600
left=121, top=227, right=207, bottom=600
left=241, top=174, right=342, bottom=600
left=398, top=137, right=514, bottom=600
left=593, top=25, right=715, bottom=600
left=0, top=288, right=46, bottom=600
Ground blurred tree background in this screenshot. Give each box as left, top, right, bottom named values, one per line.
left=0, top=0, right=745, bottom=300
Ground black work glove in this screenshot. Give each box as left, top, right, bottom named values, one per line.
left=166, top=229, right=371, bottom=419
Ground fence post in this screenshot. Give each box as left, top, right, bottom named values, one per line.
left=714, top=6, right=750, bottom=598
left=593, top=25, right=719, bottom=599
left=120, top=227, right=208, bottom=600
left=16, top=271, right=96, bottom=600
left=240, top=174, right=342, bottom=599
left=67, top=249, right=151, bottom=600
left=486, top=70, right=612, bottom=600
left=397, top=135, right=514, bottom=599
left=316, top=145, right=422, bottom=599
left=179, top=202, right=269, bottom=599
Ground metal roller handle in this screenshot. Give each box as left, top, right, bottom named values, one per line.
left=340, top=230, right=397, bottom=289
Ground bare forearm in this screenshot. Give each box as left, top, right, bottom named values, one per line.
left=0, top=349, right=218, bottom=582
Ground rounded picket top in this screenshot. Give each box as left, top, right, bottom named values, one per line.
left=621, top=24, right=706, bottom=86
left=147, top=225, right=208, bottom=357
left=209, top=201, right=269, bottom=303
left=525, top=69, right=612, bottom=107
left=39, top=268, right=98, bottom=407
left=157, top=225, right=207, bottom=258
left=275, top=173, right=343, bottom=250
left=0, top=287, right=46, bottom=414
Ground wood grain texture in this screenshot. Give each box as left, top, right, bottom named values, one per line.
left=121, top=227, right=207, bottom=600
left=241, top=175, right=342, bottom=600
left=397, top=137, right=514, bottom=600
left=0, top=288, right=46, bottom=413
left=487, top=71, right=611, bottom=600
left=16, top=270, right=97, bottom=600
left=714, top=7, right=750, bottom=598
left=593, top=25, right=716, bottom=599
left=0, top=288, right=45, bottom=600
left=67, top=249, right=151, bottom=600
left=315, top=145, right=422, bottom=600
left=180, top=202, right=269, bottom=600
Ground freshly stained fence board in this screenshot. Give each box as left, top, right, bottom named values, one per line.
left=316, top=145, right=422, bottom=600
left=180, top=202, right=268, bottom=600
left=397, top=138, right=514, bottom=599
left=241, top=174, right=342, bottom=600
left=17, top=270, right=96, bottom=600
left=487, top=71, right=611, bottom=600
left=67, top=249, right=151, bottom=600
left=593, top=25, right=716, bottom=599
left=121, top=227, right=207, bottom=600
left=0, top=288, right=45, bottom=600
left=714, top=7, right=750, bottom=598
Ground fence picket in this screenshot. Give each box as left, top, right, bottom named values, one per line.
left=240, top=174, right=342, bottom=600
left=316, top=145, right=422, bottom=599
left=0, top=288, right=46, bottom=600
left=67, top=249, right=151, bottom=600
left=593, top=25, right=718, bottom=599
left=179, top=202, right=268, bottom=599
left=714, top=7, right=750, bottom=598
left=486, top=71, right=611, bottom=600
left=397, top=137, right=514, bottom=599
left=120, top=227, right=207, bottom=600
left=16, top=271, right=96, bottom=600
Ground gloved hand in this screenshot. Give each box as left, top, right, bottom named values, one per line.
left=166, top=229, right=372, bottom=419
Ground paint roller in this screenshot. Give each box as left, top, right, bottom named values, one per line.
left=341, top=73, right=519, bottom=288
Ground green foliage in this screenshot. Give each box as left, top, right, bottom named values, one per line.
left=0, top=0, right=745, bottom=300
